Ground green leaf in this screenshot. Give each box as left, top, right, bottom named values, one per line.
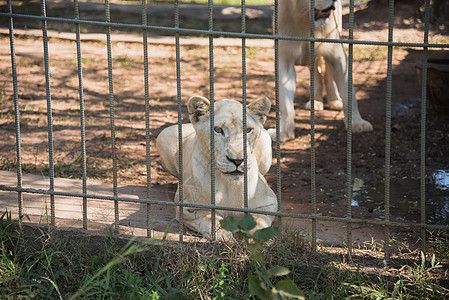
left=421, top=251, right=425, bottom=270
left=199, top=264, right=207, bottom=272
left=267, top=266, right=290, bottom=278
left=391, top=279, right=402, bottom=298
left=42, top=277, right=63, bottom=300
left=249, top=252, right=265, bottom=266
left=235, top=230, right=253, bottom=239
left=248, top=274, right=267, bottom=299
left=240, top=214, right=257, bottom=231
left=247, top=243, right=262, bottom=253
left=253, top=226, right=279, bottom=242
left=273, top=279, right=305, bottom=299
left=220, top=216, right=239, bottom=232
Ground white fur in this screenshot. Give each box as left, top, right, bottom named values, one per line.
left=268, top=0, right=373, bottom=142
left=156, top=96, right=277, bottom=240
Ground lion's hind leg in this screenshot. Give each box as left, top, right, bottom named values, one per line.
left=306, top=56, right=326, bottom=111
left=324, top=69, right=343, bottom=111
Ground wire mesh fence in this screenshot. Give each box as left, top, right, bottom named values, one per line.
left=1, top=0, right=448, bottom=260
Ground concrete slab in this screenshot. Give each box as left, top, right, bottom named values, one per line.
left=0, top=170, right=389, bottom=246
left=0, top=170, right=183, bottom=240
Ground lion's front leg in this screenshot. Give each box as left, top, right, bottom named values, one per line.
left=249, top=195, right=277, bottom=235
left=251, top=214, right=275, bottom=234
left=176, top=207, right=233, bottom=241
left=323, top=65, right=343, bottom=111
left=268, top=59, right=297, bottom=143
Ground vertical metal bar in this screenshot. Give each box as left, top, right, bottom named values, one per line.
left=309, top=0, right=317, bottom=252
left=274, top=0, right=282, bottom=228
left=346, top=0, right=355, bottom=258
left=208, top=0, right=216, bottom=240
left=175, top=0, right=184, bottom=242
left=7, top=0, right=23, bottom=221
left=40, top=0, right=55, bottom=226
left=142, top=0, right=152, bottom=238
left=384, top=0, right=395, bottom=261
left=105, top=0, right=119, bottom=233
left=74, top=0, right=88, bottom=230
left=241, top=0, right=248, bottom=210
left=420, top=0, right=431, bottom=254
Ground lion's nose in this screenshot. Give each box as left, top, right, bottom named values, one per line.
left=226, top=156, right=243, bottom=167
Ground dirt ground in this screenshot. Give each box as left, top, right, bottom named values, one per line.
left=0, top=2, right=448, bottom=240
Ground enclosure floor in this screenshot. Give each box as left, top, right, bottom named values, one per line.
left=0, top=170, right=388, bottom=245
left=0, top=170, right=179, bottom=240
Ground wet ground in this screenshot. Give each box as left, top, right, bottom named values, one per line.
left=352, top=170, right=449, bottom=224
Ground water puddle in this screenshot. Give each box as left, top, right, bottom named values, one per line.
left=352, top=170, right=449, bottom=225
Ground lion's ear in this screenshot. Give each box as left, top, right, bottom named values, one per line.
left=188, top=96, right=210, bottom=124
left=248, top=96, right=271, bottom=124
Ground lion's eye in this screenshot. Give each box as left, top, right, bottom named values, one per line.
left=214, top=127, right=223, bottom=134
left=246, top=128, right=253, bottom=134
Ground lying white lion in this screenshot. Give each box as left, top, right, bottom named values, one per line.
left=156, top=96, right=277, bottom=240
left=269, top=0, right=373, bottom=142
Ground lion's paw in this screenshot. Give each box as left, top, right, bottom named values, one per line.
left=305, top=100, right=324, bottom=111
left=215, top=229, right=234, bottom=242
left=352, top=119, right=373, bottom=133
left=328, top=99, right=343, bottom=110
left=267, top=128, right=295, bottom=143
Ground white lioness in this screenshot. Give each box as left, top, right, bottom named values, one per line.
left=268, top=0, right=373, bottom=142
left=156, top=96, right=277, bottom=240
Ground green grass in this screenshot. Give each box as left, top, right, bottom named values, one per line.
left=1, top=211, right=448, bottom=299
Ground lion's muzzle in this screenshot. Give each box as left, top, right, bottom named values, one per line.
left=226, top=156, right=243, bottom=167
left=222, top=156, right=245, bottom=176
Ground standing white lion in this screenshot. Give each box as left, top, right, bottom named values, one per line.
left=269, top=0, right=373, bottom=142
left=156, top=96, right=277, bottom=240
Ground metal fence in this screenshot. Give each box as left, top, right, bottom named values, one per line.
left=1, top=0, right=449, bottom=260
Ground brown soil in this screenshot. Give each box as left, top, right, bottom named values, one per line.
left=0, top=2, right=448, bottom=240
